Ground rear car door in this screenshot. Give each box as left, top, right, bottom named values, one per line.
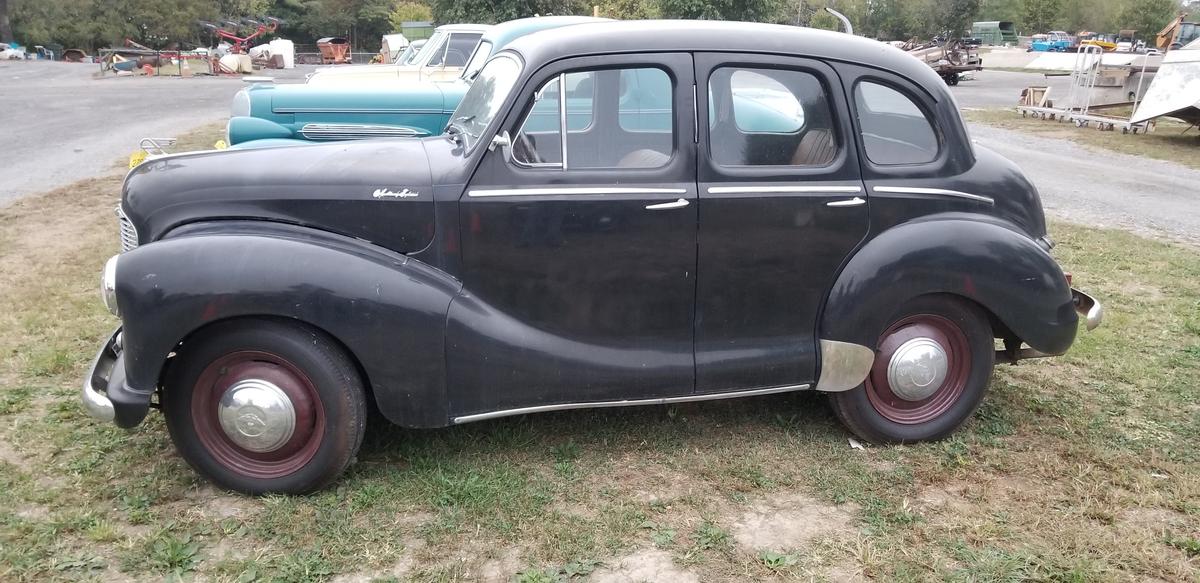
left=447, top=53, right=698, bottom=417
left=694, top=53, right=868, bottom=392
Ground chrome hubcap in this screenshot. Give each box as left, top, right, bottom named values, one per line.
left=886, top=337, right=949, bottom=401
left=217, top=379, right=296, bottom=453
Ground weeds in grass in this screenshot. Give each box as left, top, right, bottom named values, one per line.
left=144, top=532, right=202, bottom=575
left=1167, top=534, right=1200, bottom=557
left=758, top=549, right=800, bottom=571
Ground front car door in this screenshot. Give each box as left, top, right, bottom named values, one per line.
left=694, top=53, right=869, bottom=392
left=447, top=53, right=698, bottom=417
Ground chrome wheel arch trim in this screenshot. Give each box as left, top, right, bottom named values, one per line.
left=451, top=383, right=810, bottom=424
left=872, top=185, right=994, bottom=206
left=815, top=339, right=876, bottom=392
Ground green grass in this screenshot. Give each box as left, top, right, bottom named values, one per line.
left=964, top=107, right=1200, bottom=170
left=0, top=124, right=1197, bottom=581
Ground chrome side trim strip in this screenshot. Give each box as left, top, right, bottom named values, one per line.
left=872, top=186, right=994, bottom=205
left=815, top=339, right=876, bottom=392
left=451, top=383, right=811, bottom=424
left=273, top=107, right=446, bottom=114
left=708, top=185, right=862, bottom=194
left=468, top=187, right=689, bottom=197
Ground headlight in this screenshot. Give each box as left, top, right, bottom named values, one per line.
left=101, top=254, right=119, bottom=316
left=230, top=88, right=251, bottom=117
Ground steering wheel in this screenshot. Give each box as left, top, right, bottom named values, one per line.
left=514, top=133, right=543, bottom=164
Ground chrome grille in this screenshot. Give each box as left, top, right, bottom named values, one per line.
left=116, top=206, right=138, bottom=252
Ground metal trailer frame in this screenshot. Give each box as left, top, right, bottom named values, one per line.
left=1015, top=44, right=1154, bottom=133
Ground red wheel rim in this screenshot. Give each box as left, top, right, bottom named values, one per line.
left=191, top=350, right=324, bottom=479
left=865, top=314, right=970, bottom=424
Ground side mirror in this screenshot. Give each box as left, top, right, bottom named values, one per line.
left=489, top=131, right=512, bottom=154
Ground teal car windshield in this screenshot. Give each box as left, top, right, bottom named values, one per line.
left=448, top=54, right=522, bottom=151
left=462, top=41, right=494, bottom=81
left=413, top=31, right=448, bottom=65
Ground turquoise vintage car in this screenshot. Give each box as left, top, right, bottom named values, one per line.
left=226, top=16, right=605, bottom=149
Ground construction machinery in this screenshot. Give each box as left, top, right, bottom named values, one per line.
left=1157, top=13, right=1200, bottom=51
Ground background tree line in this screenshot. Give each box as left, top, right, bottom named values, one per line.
left=1, top=0, right=1186, bottom=53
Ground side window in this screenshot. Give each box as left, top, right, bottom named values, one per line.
left=424, top=35, right=450, bottom=67
left=708, top=67, right=838, bottom=167
left=618, top=68, right=672, bottom=133
left=853, top=81, right=939, bottom=165
left=443, top=33, right=482, bottom=67
left=512, top=66, right=674, bottom=170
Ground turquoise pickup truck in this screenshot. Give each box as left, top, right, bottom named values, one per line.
left=226, top=16, right=604, bottom=149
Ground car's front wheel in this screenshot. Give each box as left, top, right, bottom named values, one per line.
left=829, top=295, right=994, bottom=443
left=162, top=319, right=366, bottom=494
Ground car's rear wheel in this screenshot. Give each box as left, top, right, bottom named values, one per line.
left=162, top=320, right=366, bottom=494
left=829, top=295, right=994, bottom=443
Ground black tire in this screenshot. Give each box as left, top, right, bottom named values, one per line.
left=829, top=295, right=994, bottom=444
left=162, top=319, right=367, bottom=494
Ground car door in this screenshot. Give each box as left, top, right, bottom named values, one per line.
left=447, top=53, right=698, bottom=417
left=694, top=53, right=868, bottom=393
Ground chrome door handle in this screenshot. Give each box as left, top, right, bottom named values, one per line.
left=645, top=198, right=690, bottom=210
left=826, top=196, right=865, bottom=207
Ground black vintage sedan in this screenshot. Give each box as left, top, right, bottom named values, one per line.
left=85, top=21, right=1102, bottom=494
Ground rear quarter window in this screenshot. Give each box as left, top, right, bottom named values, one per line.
left=854, top=80, right=939, bottom=165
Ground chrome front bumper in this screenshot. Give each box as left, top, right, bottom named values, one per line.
left=1072, top=288, right=1103, bottom=331
left=82, top=328, right=123, bottom=422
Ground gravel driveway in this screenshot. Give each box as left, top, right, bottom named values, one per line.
left=0, top=60, right=308, bottom=206
left=967, top=123, right=1200, bottom=247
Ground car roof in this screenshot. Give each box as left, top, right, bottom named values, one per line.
left=436, top=23, right=491, bottom=33
left=504, top=20, right=945, bottom=93
left=482, top=16, right=610, bottom=48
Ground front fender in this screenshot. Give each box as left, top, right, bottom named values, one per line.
left=822, top=216, right=1077, bottom=356
left=113, top=222, right=462, bottom=428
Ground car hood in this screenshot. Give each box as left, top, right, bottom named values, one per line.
left=259, top=82, right=451, bottom=115
left=123, top=139, right=436, bottom=254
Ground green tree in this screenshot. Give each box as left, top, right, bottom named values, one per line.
left=389, top=1, right=432, bottom=30
left=809, top=10, right=840, bottom=30
left=932, top=0, right=981, bottom=37
left=429, top=0, right=589, bottom=24
left=598, top=0, right=660, bottom=19
left=1117, top=0, right=1179, bottom=41
left=866, top=0, right=915, bottom=40
left=1021, top=0, right=1060, bottom=33
left=1, top=0, right=15, bottom=43
left=656, top=0, right=787, bottom=22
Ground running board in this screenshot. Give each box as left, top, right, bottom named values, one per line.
left=451, top=383, right=811, bottom=424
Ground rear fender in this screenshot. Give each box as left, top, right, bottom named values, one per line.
left=114, top=222, right=462, bottom=428
left=821, top=216, right=1077, bottom=362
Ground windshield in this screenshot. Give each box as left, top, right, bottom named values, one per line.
left=447, top=54, right=522, bottom=151
left=412, top=31, right=447, bottom=66
left=397, top=40, right=424, bottom=65
left=462, top=41, right=494, bottom=80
